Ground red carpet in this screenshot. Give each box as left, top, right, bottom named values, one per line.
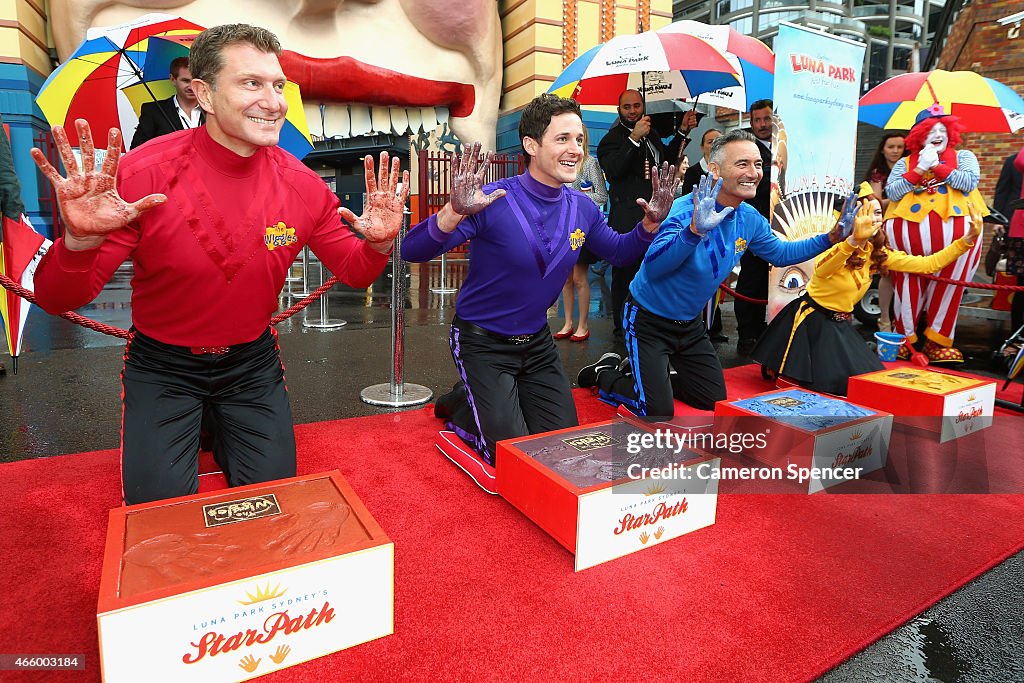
left=2, top=366, right=1023, bottom=682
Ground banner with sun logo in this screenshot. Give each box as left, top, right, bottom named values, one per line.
left=767, top=23, right=865, bottom=322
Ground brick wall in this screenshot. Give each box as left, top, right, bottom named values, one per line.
left=936, top=0, right=1024, bottom=205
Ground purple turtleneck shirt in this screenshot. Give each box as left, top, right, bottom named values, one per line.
left=401, top=171, right=654, bottom=335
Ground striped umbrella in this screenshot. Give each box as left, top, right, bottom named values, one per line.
left=36, top=14, right=205, bottom=148
left=549, top=31, right=739, bottom=106
left=859, top=70, right=1024, bottom=133
left=657, top=20, right=774, bottom=111
left=37, top=14, right=314, bottom=159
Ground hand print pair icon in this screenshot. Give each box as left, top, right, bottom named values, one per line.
left=638, top=526, right=667, bottom=544
left=237, top=645, right=291, bottom=673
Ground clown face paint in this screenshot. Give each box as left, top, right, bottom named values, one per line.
left=925, top=122, right=948, bottom=155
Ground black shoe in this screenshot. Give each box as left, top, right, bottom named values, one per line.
left=710, top=334, right=729, bottom=343
left=617, top=356, right=632, bottom=375
left=434, top=382, right=467, bottom=419
left=577, top=352, right=622, bottom=388
left=737, top=338, right=757, bottom=356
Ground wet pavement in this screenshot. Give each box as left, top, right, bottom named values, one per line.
left=1, top=256, right=1022, bottom=681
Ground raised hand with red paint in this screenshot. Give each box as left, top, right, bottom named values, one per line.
left=338, top=151, right=410, bottom=253
left=30, top=119, right=166, bottom=251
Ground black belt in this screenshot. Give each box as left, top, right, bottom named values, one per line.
left=802, top=294, right=853, bottom=323
left=454, top=317, right=546, bottom=345
left=627, top=297, right=697, bottom=326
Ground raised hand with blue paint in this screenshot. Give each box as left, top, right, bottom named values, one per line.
left=827, top=190, right=859, bottom=244
left=689, top=171, right=734, bottom=238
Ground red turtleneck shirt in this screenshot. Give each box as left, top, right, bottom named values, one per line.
left=35, top=127, right=388, bottom=346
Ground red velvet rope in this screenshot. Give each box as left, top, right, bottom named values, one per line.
left=915, top=272, right=1024, bottom=291
left=2, top=269, right=1019, bottom=341
left=718, top=282, right=769, bottom=304
left=0, top=272, right=335, bottom=339
left=269, top=276, right=338, bottom=325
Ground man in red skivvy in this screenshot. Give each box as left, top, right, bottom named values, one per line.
left=32, top=24, right=408, bottom=504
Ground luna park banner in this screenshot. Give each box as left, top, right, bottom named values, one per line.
left=767, top=22, right=865, bottom=321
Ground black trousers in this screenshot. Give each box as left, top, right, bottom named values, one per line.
left=121, top=328, right=296, bottom=504
left=734, top=250, right=769, bottom=342
left=441, top=319, right=579, bottom=465
left=611, top=258, right=642, bottom=334
left=597, top=300, right=726, bottom=417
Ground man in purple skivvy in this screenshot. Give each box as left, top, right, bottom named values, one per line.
left=402, top=93, right=677, bottom=478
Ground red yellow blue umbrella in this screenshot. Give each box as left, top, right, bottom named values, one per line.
left=859, top=70, right=1024, bottom=133
left=36, top=15, right=205, bottom=149
left=37, top=14, right=314, bottom=159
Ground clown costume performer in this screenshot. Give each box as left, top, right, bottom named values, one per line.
left=884, top=105, right=987, bottom=363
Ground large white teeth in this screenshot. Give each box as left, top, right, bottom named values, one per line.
left=420, top=106, right=438, bottom=131
left=390, top=107, right=409, bottom=135
left=405, top=107, right=422, bottom=134
left=303, top=104, right=449, bottom=139
left=325, top=104, right=350, bottom=138
left=349, top=105, right=372, bottom=137
left=370, top=106, right=390, bottom=134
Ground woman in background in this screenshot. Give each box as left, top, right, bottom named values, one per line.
left=863, top=132, right=906, bottom=332
left=554, top=125, right=608, bottom=342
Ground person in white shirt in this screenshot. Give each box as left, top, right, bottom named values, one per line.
left=130, top=57, right=205, bottom=149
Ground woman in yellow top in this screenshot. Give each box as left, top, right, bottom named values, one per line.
left=752, top=197, right=981, bottom=396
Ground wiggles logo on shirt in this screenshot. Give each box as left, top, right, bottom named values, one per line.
left=569, top=228, right=586, bottom=251
left=734, top=237, right=748, bottom=254
left=265, top=222, right=297, bottom=251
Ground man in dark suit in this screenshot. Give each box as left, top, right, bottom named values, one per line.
left=680, top=127, right=722, bottom=196
left=994, top=152, right=1023, bottom=223
left=597, top=89, right=691, bottom=337
left=130, top=57, right=204, bottom=149
left=734, top=98, right=773, bottom=355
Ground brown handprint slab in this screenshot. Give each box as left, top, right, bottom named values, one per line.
left=98, top=471, right=394, bottom=681
left=114, top=473, right=381, bottom=601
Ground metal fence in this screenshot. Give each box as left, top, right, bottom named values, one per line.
left=32, top=130, right=63, bottom=238
left=417, top=149, right=523, bottom=219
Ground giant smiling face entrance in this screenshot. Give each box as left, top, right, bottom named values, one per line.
left=47, top=0, right=503, bottom=148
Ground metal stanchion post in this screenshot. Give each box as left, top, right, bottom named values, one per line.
left=290, top=247, right=311, bottom=297
left=361, top=202, right=432, bottom=407
left=430, top=251, right=458, bottom=295
left=302, top=260, right=346, bottom=329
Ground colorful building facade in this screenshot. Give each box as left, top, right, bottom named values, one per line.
left=497, top=0, right=674, bottom=154
left=1, top=0, right=56, bottom=234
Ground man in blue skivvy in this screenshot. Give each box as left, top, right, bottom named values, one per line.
left=577, top=128, right=857, bottom=418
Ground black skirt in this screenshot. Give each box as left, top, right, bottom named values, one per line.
left=751, top=295, right=883, bottom=396
left=577, top=244, right=600, bottom=266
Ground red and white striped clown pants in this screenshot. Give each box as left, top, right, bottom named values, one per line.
left=884, top=212, right=982, bottom=347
